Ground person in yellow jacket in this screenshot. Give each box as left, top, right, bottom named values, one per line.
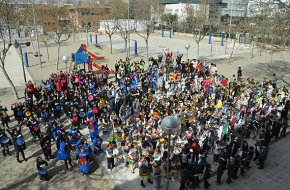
left=217, top=99, right=223, bottom=109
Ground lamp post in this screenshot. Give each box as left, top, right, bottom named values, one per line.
left=13, top=40, right=31, bottom=84
left=185, top=44, right=190, bottom=60
left=161, top=116, right=180, bottom=190
left=62, top=55, right=69, bottom=73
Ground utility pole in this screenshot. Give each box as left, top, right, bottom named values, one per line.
left=32, top=1, right=42, bottom=68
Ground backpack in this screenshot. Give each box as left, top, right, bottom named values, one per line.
left=16, top=136, right=25, bottom=146
left=55, top=104, right=61, bottom=111
left=33, top=124, right=40, bottom=132
left=93, top=107, right=99, bottom=114
left=72, top=116, right=78, bottom=123
left=43, top=111, right=49, bottom=118
left=2, top=112, right=8, bottom=118
left=17, top=110, right=23, bottom=116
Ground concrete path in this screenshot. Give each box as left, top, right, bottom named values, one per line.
left=0, top=47, right=33, bottom=88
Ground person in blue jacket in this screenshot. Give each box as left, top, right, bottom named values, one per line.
left=0, top=128, right=12, bottom=156
left=92, top=135, right=103, bottom=153
left=76, top=146, right=90, bottom=175
left=76, top=136, right=93, bottom=160
left=56, top=134, right=73, bottom=170
left=36, top=156, right=50, bottom=180
left=68, top=126, right=82, bottom=146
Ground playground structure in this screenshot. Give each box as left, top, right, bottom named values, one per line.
left=74, top=44, right=114, bottom=74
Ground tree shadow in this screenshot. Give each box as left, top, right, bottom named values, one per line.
left=244, top=60, right=290, bottom=87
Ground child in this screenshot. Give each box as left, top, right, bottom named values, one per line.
left=77, top=146, right=90, bottom=175
left=138, top=156, right=153, bottom=188
left=36, top=157, right=49, bottom=181
left=152, top=160, right=162, bottom=189
left=92, top=135, right=103, bottom=153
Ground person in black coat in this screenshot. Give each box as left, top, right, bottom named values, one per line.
left=226, top=157, right=235, bottom=184
left=203, top=164, right=211, bottom=189
left=40, top=132, right=53, bottom=160
left=179, top=163, right=189, bottom=190
left=216, top=151, right=227, bottom=185
left=258, top=146, right=268, bottom=169
left=7, top=125, right=28, bottom=163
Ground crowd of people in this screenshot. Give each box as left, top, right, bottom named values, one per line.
left=0, top=50, right=289, bottom=189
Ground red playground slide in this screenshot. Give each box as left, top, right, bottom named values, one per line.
left=81, top=44, right=114, bottom=74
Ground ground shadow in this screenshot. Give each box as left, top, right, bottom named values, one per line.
left=244, top=60, right=290, bottom=87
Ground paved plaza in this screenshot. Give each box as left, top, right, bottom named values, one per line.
left=0, top=33, right=290, bottom=190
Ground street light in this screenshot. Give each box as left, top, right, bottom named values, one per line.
left=185, top=44, right=190, bottom=60
left=161, top=116, right=180, bottom=190
left=13, top=40, right=31, bottom=84
left=62, top=55, right=69, bottom=73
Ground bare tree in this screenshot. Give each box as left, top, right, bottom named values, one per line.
left=272, top=0, right=290, bottom=9
left=100, top=0, right=124, bottom=54
left=20, top=5, right=36, bottom=49
left=111, top=0, right=129, bottom=55
left=40, top=34, right=51, bottom=62
left=103, top=20, right=117, bottom=54
left=245, top=0, right=290, bottom=60
left=133, top=0, right=158, bottom=61
left=185, top=0, right=217, bottom=57
left=46, top=4, right=71, bottom=70
left=0, top=0, right=21, bottom=99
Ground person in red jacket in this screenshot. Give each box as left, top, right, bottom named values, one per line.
left=220, top=77, right=228, bottom=88
left=26, top=80, right=35, bottom=98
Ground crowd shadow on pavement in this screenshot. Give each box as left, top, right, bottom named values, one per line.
left=1, top=173, right=39, bottom=190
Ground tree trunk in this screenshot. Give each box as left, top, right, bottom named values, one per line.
left=146, top=39, right=149, bottom=63
left=109, top=35, right=113, bottom=54
left=56, top=43, right=60, bottom=70
left=230, top=39, right=236, bottom=59
left=86, top=27, right=89, bottom=47
left=230, top=39, right=237, bottom=58
left=197, top=42, right=200, bottom=58
left=46, top=45, right=50, bottom=62
left=124, top=39, right=128, bottom=56
left=250, top=40, right=254, bottom=58
left=29, top=32, right=35, bottom=49
left=230, top=33, right=240, bottom=59
left=0, top=66, right=19, bottom=99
